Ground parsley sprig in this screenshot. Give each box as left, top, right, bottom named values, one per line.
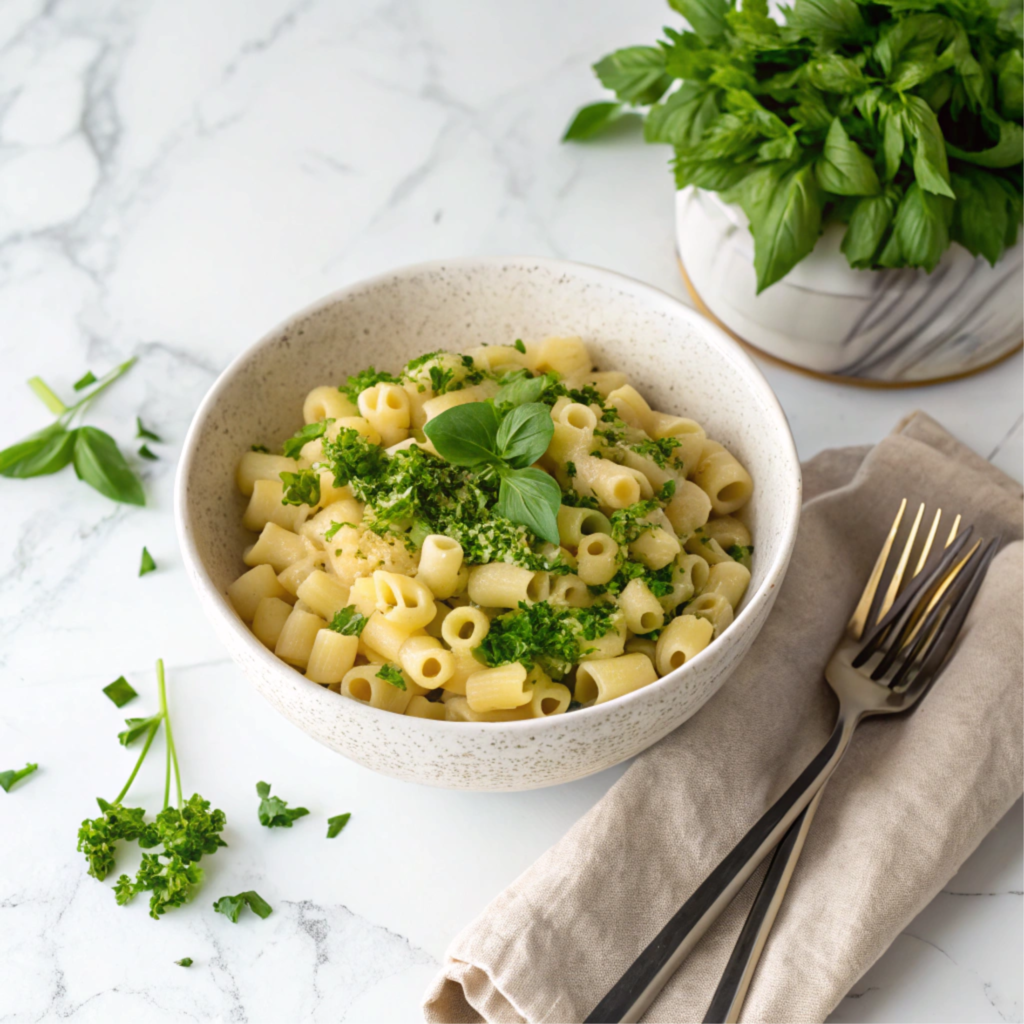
left=1, top=359, right=145, bottom=505
left=76, top=660, right=227, bottom=919
left=256, top=781, right=309, bottom=828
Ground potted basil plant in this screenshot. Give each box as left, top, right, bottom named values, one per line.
left=565, top=0, right=1023, bottom=385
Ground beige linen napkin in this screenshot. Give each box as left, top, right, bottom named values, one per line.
left=423, top=412, right=1024, bottom=1024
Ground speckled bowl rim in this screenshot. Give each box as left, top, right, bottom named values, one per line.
left=174, top=256, right=801, bottom=741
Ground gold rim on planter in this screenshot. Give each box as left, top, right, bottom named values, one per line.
left=677, top=254, right=1023, bottom=390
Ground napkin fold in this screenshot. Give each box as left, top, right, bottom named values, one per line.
left=423, top=413, right=1024, bottom=1024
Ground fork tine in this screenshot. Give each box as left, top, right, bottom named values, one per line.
left=878, top=502, right=925, bottom=621
left=912, top=508, right=942, bottom=578
left=852, top=526, right=974, bottom=667
left=886, top=537, right=1000, bottom=693
left=848, top=498, right=906, bottom=640
left=870, top=537, right=982, bottom=681
left=945, top=514, right=961, bottom=547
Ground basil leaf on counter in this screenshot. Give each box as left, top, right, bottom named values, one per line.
left=72, top=426, right=146, bottom=506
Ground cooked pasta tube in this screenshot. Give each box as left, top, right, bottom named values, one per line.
left=468, top=563, right=550, bottom=608
left=244, top=523, right=311, bottom=572
left=655, top=614, right=714, bottom=675
left=704, top=560, right=751, bottom=610
left=341, top=664, right=413, bottom=714
left=693, top=440, right=754, bottom=516
left=665, top=480, right=713, bottom=538
left=236, top=451, right=301, bottom=497
left=466, top=663, right=531, bottom=712
left=252, top=596, right=293, bottom=649
left=373, top=570, right=436, bottom=630
left=228, top=564, right=290, bottom=621
left=305, top=630, right=359, bottom=684
left=405, top=695, right=447, bottom=720
left=687, top=592, right=735, bottom=637
left=275, top=608, right=326, bottom=669
left=417, top=535, right=464, bottom=599
left=618, top=578, right=665, bottom=635
left=556, top=506, right=611, bottom=547
left=296, top=570, right=351, bottom=621
left=399, top=634, right=455, bottom=689
left=574, top=652, right=657, bottom=706
left=303, top=386, right=358, bottom=423
left=576, top=533, right=618, bottom=586
left=441, top=606, right=490, bottom=649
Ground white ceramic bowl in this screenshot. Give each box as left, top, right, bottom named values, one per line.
left=175, top=257, right=801, bottom=791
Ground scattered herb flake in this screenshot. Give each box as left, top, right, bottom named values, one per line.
left=0, top=762, right=38, bottom=793
left=326, top=812, right=352, bottom=839
left=138, top=444, right=158, bottom=460
left=140, top=547, right=157, bottom=576
left=136, top=417, right=161, bottom=442
left=328, top=606, right=367, bottom=636
left=175, top=958, right=194, bottom=967
left=376, top=664, right=406, bottom=690
left=256, top=781, right=310, bottom=828
left=103, top=676, right=138, bottom=708
left=282, top=420, right=332, bottom=460
left=213, top=890, right=273, bottom=923
left=73, top=371, right=97, bottom=391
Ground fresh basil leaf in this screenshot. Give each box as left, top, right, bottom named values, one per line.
left=326, top=812, right=351, bottom=839
left=950, top=170, right=1010, bottom=265
left=725, top=0, right=781, bottom=49
left=841, top=195, right=896, bottom=267
left=423, top=402, right=501, bottom=466
left=213, top=890, right=272, bottom=923
left=497, top=467, right=561, bottom=545
left=593, top=47, right=672, bottom=106
left=72, top=427, right=146, bottom=506
left=669, top=0, right=728, bottom=41
left=882, top=106, right=905, bottom=180
left=751, top=164, right=823, bottom=293
left=790, top=90, right=833, bottom=133
left=103, top=676, right=138, bottom=708
left=563, top=102, right=624, bottom=141
left=645, top=84, right=719, bottom=147
left=787, top=0, right=866, bottom=46
left=816, top=118, right=880, bottom=196
left=903, top=96, right=955, bottom=198
left=996, top=50, right=1023, bottom=120
left=879, top=183, right=952, bottom=271
left=0, top=424, right=76, bottom=479
left=947, top=115, right=1024, bottom=169
left=496, top=403, right=554, bottom=469
left=806, top=54, right=865, bottom=94
left=674, top=155, right=754, bottom=191
left=494, top=373, right=551, bottom=410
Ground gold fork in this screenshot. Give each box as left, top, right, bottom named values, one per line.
left=586, top=501, right=1001, bottom=1024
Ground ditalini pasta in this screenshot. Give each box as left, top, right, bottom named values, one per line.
left=228, top=339, right=755, bottom=721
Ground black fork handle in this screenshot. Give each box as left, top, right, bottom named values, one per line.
left=585, top=713, right=858, bottom=1024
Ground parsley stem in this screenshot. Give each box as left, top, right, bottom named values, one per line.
left=157, top=659, right=182, bottom=810
left=113, top=719, right=161, bottom=805
left=60, top=357, right=137, bottom=424
left=27, top=376, right=67, bottom=415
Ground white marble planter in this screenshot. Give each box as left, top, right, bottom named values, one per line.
left=676, top=187, right=1024, bottom=385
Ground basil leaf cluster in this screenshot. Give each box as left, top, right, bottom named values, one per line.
left=423, top=400, right=561, bottom=544
left=567, top=0, right=1023, bottom=290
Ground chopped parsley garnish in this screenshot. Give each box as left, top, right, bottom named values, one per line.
left=103, top=676, right=138, bottom=708
left=428, top=366, right=455, bottom=394
left=728, top=544, right=754, bottom=564
left=328, top=606, right=367, bottom=636
left=282, top=419, right=332, bottom=459
left=327, top=812, right=352, bottom=839
left=339, top=367, right=401, bottom=404
left=376, top=664, right=406, bottom=690
left=609, top=500, right=659, bottom=544
left=474, top=601, right=620, bottom=678
left=565, top=461, right=577, bottom=478
left=324, top=520, right=354, bottom=542
left=405, top=350, right=445, bottom=371
left=659, top=479, right=676, bottom=501
left=280, top=468, right=320, bottom=507
left=0, top=762, right=38, bottom=793
left=175, top=958, right=193, bottom=967
left=513, top=338, right=527, bottom=354
left=250, top=444, right=270, bottom=453
left=138, top=444, right=158, bottom=460
left=139, top=547, right=157, bottom=576
left=631, top=437, right=681, bottom=469
left=256, top=781, right=309, bottom=828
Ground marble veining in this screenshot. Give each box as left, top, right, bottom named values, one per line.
left=0, top=0, right=1020, bottom=1021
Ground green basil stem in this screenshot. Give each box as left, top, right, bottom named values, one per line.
left=61, top=358, right=137, bottom=425
left=112, top=718, right=162, bottom=805
left=157, top=658, right=182, bottom=810
left=27, top=377, right=67, bottom=415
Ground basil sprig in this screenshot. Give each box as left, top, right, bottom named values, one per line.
left=0, top=359, right=145, bottom=505
left=423, top=401, right=561, bottom=544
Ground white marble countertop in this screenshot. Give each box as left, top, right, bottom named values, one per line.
left=0, top=1, right=1020, bottom=1022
